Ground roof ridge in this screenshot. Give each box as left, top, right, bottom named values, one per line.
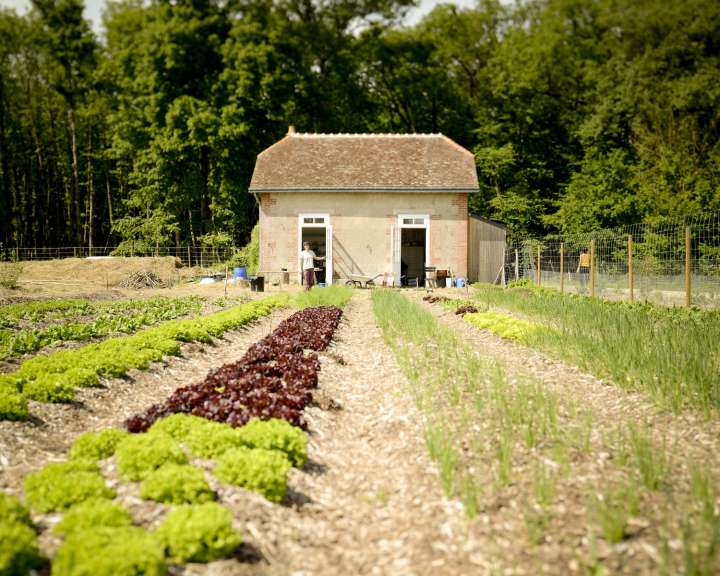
left=290, top=132, right=444, bottom=138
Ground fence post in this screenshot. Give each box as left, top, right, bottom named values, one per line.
left=590, top=238, right=596, bottom=297
left=537, top=245, right=541, bottom=286
left=559, top=243, right=564, bottom=294
left=627, top=234, right=633, bottom=302
left=685, top=226, right=692, bottom=307
left=514, top=249, right=519, bottom=281
left=187, top=245, right=191, bottom=267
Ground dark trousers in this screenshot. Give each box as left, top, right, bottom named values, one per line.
left=303, top=268, right=314, bottom=290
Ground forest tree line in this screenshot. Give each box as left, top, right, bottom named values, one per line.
left=0, top=0, right=718, bottom=251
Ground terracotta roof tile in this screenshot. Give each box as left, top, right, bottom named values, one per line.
left=249, top=133, right=479, bottom=192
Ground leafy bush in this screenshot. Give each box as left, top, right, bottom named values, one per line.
left=53, top=526, right=165, bottom=576
left=140, top=464, right=215, bottom=504
left=236, top=418, right=308, bottom=467
left=214, top=447, right=291, bottom=503
left=155, top=502, right=242, bottom=563
left=228, top=224, right=259, bottom=275
left=54, top=499, right=132, bottom=536
left=0, top=388, right=28, bottom=421
left=23, top=460, right=114, bottom=512
left=0, top=492, right=32, bottom=527
left=70, top=428, right=129, bottom=461
left=0, top=521, right=43, bottom=575
left=115, top=433, right=187, bottom=481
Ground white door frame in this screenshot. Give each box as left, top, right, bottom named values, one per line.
left=397, top=214, right=430, bottom=278
left=298, top=213, right=332, bottom=285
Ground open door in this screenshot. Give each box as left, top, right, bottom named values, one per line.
left=325, top=225, right=333, bottom=285
left=392, top=224, right=401, bottom=287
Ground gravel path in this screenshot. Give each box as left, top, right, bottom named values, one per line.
left=0, top=308, right=291, bottom=493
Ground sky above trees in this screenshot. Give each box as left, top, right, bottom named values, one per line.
left=1, top=0, right=479, bottom=32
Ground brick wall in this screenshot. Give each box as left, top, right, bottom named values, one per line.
left=258, top=191, right=468, bottom=282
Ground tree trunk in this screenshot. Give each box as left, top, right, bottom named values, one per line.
left=87, top=128, right=94, bottom=251
left=0, top=77, right=9, bottom=245
left=68, top=106, right=81, bottom=245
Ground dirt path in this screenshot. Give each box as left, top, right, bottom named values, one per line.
left=0, top=308, right=291, bottom=493
left=246, top=291, right=486, bottom=575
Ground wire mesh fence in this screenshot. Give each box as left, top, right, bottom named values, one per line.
left=0, top=245, right=236, bottom=268
left=505, top=212, right=720, bottom=309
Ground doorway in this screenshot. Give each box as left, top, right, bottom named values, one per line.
left=401, top=228, right=426, bottom=286
left=394, top=214, right=430, bottom=287
left=298, top=214, right=333, bottom=285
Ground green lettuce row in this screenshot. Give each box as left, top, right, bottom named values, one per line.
left=0, top=295, right=290, bottom=421
left=464, top=310, right=554, bottom=343
left=0, top=296, right=204, bottom=360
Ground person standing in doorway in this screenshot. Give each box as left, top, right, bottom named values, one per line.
left=300, top=241, right=324, bottom=290
left=577, top=247, right=591, bottom=293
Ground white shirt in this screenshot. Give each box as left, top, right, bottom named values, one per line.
left=301, top=249, right=317, bottom=270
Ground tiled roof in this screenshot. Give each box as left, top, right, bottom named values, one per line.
left=249, top=132, right=479, bottom=192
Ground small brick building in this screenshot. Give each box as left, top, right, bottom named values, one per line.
left=249, top=129, right=480, bottom=286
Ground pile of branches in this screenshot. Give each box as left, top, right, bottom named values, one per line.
left=125, top=306, right=343, bottom=432
left=119, top=270, right=166, bottom=289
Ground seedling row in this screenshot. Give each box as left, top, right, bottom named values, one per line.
left=410, top=289, right=720, bottom=573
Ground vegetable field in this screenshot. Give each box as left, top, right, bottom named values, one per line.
left=1, top=283, right=719, bottom=575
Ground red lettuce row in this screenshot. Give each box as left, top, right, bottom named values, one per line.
left=125, top=306, right=342, bottom=433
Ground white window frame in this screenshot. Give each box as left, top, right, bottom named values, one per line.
left=298, top=213, right=332, bottom=285
left=397, top=214, right=430, bottom=272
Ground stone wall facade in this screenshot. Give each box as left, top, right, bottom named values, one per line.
left=258, top=191, right=468, bottom=284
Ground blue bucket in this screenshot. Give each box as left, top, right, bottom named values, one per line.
left=233, top=266, right=247, bottom=279
left=455, top=277, right=466, bottom=288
